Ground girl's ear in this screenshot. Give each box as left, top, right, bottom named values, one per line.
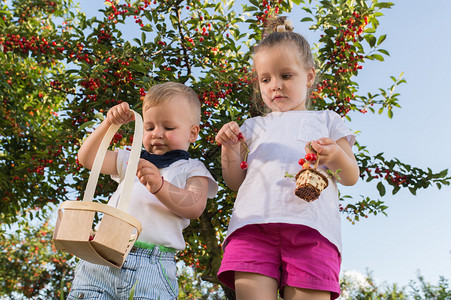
left=307, top=67, right=316, bottom=88
left=189, top=125, right=200, bottom=143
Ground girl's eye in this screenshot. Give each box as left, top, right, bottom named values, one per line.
left=165, top=127, right=175, bottom=131
left=146, top=127, right=154, bottom=131
left=261, top=78, right=269, bottom=83
left=282, top=74, right=292, bottom=79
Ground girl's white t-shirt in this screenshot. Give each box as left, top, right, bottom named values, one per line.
left=226, top=110, right=355, bottom=253
left=108, top=149, right=218, bottom=250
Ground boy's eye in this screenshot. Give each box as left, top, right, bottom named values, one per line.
left=260, top=78, right=269, bottom=83
left=165, top=127, right=175, bottom=131
left=146, top=127, right=154, bottom=131
left=282, top=74, right=292, bottom=79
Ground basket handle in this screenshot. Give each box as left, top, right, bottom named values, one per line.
left=82, top=110, right=143, bottom=212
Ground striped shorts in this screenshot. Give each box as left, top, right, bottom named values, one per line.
left=67, top=247, right=178, bottom=299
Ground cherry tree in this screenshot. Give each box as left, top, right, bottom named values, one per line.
left=1, top=0, right=449, bottom=297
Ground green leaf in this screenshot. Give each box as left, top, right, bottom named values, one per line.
left=141, top=25, right=153, bottom=32
left=375, top=2, right=394, bottom=9
left=364, top=34, right=376, bottom=48
left=372, top=54, right=385, bottom=61
left=377, top=34, right=387, bottom=45
left=301, top=17, right=314, bottom=22
left=141, top=32, right=147, bottom=44
left=377, top=181, right=386, bottom=196
left=388, top=109, right=393, bottom=119
left=78, top=120, right=96, bottom=132
left=378, top=49, right=390, bottom=56
left=249, top=0, right=259, bottom=7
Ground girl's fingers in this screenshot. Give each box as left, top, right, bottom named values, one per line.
left=216, top=122, right=243, bottom=145
left=316, top=137, right=334, bottom=145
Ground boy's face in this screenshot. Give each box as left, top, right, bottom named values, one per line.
left=142, top=95, right=199, bottom=155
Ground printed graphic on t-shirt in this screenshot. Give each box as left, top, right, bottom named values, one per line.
left=297, top=119, right=328, bottom=142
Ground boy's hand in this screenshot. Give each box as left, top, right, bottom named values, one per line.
left=306, top=138, right=340, bottom=166
left=106, top=102, right=135, bottom=125
left=137, top=159, right=163, bottom=194
left=215, top=121, right=243, bottom=146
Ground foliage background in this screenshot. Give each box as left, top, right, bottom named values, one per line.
left=1, top=0, right=450, bottom=298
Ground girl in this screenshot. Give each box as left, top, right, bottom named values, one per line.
left=215, top=17, right=360, bottom=300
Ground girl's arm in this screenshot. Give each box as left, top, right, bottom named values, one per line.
left=78, top=102, right=134, bottom=175
left=309, top=137, right=360, bottom=186
left=137, top=159, right=209, bottom=219
left=215, top=121, right=247, bottom=191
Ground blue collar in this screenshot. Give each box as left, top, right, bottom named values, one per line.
left=140, top=150, right=190, bottom=168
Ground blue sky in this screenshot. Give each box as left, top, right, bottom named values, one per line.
left=338, top=0, right=451, bottom=287
left=76, top=0, right=451, bottom=288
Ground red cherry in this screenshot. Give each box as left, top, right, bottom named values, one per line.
left=298, top=158, right=306, bottom=165
left=240, top=161, right=248, bottom=169
left=305, top=153, right=317, bottom=162
left=237, top=133, right=244, bottom=140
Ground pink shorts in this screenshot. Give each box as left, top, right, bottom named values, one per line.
left=217, top=223, right=341, bottom=299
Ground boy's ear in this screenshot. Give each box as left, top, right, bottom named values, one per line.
left=189, top=125, right=200, bottom=143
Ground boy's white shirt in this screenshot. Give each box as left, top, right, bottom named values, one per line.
left=108, top=148, right=218, bottom=250
left=226, top=110, right=355, bottom=254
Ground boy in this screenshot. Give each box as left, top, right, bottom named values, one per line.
left=68, top=82, right=218, bottom=299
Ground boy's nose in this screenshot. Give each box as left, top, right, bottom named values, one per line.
left=152, top=127, right=164, bottom=138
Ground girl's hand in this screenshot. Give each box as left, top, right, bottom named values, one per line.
left=106, top=102, right=135, bottom=125
left=137, top=159, right=163, bottom=194
left=306, top=138, right=339, bottom=166
left=307, top=137, right=359, bottom=186
left=215, top=121, right=243, bottom=146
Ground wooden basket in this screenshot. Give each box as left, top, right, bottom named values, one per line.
left=53, top=110, right=143, bottom=268
left=294, top=159, right=329, bottom=202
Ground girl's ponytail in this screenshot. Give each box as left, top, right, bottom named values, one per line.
left=262, top=16, right=294, bottom=38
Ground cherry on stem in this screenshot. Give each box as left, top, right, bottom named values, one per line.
left=305, top=153, right=317, bottom=162
left=239, top=133, right=250, bottom=170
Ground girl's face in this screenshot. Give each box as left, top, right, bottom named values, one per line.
left=142, top=96, right=199, bottom=155
left=254, top=44, right=315, bottom=112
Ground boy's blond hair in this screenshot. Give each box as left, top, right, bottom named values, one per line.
left=143, top=82, right=201, bottom=124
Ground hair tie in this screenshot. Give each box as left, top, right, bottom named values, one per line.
left=276, top=19, right=293, bottom=32
left=276, top=25, right=285, bottom=32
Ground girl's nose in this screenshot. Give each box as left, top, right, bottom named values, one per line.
left=271, top=79, right=282, bottom=91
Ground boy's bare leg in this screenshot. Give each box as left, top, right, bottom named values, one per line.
left=235, top=271, right=278, bottom=300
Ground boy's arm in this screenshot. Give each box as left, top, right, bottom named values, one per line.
left=78, top=102, right=134, bottom=175
left=77, top=119, right=119, bottom=175
left=136, top=159, right=209, bottom=219
left=309, top=137, right=360, bottom=186
left=155, top=176, right=209, bottom=219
